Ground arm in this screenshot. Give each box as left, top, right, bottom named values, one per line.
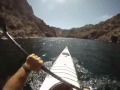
left=3, top=54, right=43, bottom=90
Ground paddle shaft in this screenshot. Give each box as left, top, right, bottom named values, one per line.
left=4, top=31, right=81, bottom=90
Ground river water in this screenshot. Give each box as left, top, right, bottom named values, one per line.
left=0, top=38, right=120, bottom=90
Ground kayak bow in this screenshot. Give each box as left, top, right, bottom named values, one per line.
left=40, top=46, right=80, bottom=90
left=0, top=19, right=81, bottom=90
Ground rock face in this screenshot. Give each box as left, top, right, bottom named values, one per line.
left=0, top=0, right=56, bottom=38
left=0, top=0, right=120, bottom=42
left=58, top=14, right=120, bottom=42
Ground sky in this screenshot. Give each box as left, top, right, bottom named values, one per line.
left=27, top=0, right=120, bottom=29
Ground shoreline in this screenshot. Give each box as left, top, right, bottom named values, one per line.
left=0, top=37, right=119, bottom=43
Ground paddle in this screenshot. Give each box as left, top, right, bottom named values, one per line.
left=0, top=20, right=81, bottom=90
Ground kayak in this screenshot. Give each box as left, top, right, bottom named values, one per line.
left=40, top=46, right=80, bottom=90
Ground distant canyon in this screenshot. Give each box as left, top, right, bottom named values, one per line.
left=0, top=0, right=120, bottom=43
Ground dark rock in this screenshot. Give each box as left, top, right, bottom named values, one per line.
left=0, top=17, right=6, bottom=30
left=111, top=35, right=118, bottom=43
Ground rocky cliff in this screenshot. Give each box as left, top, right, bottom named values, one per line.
left=0, top=0, right=120, bottom=42
left=0, top=0, right=56, bottom=38
left=59, top=14, right=120, bottom=42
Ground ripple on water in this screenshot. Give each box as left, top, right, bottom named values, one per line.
left=26, top=58, right=120, bottom=90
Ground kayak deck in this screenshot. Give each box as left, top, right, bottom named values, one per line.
left=40, top=46, right=80, bottom=90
